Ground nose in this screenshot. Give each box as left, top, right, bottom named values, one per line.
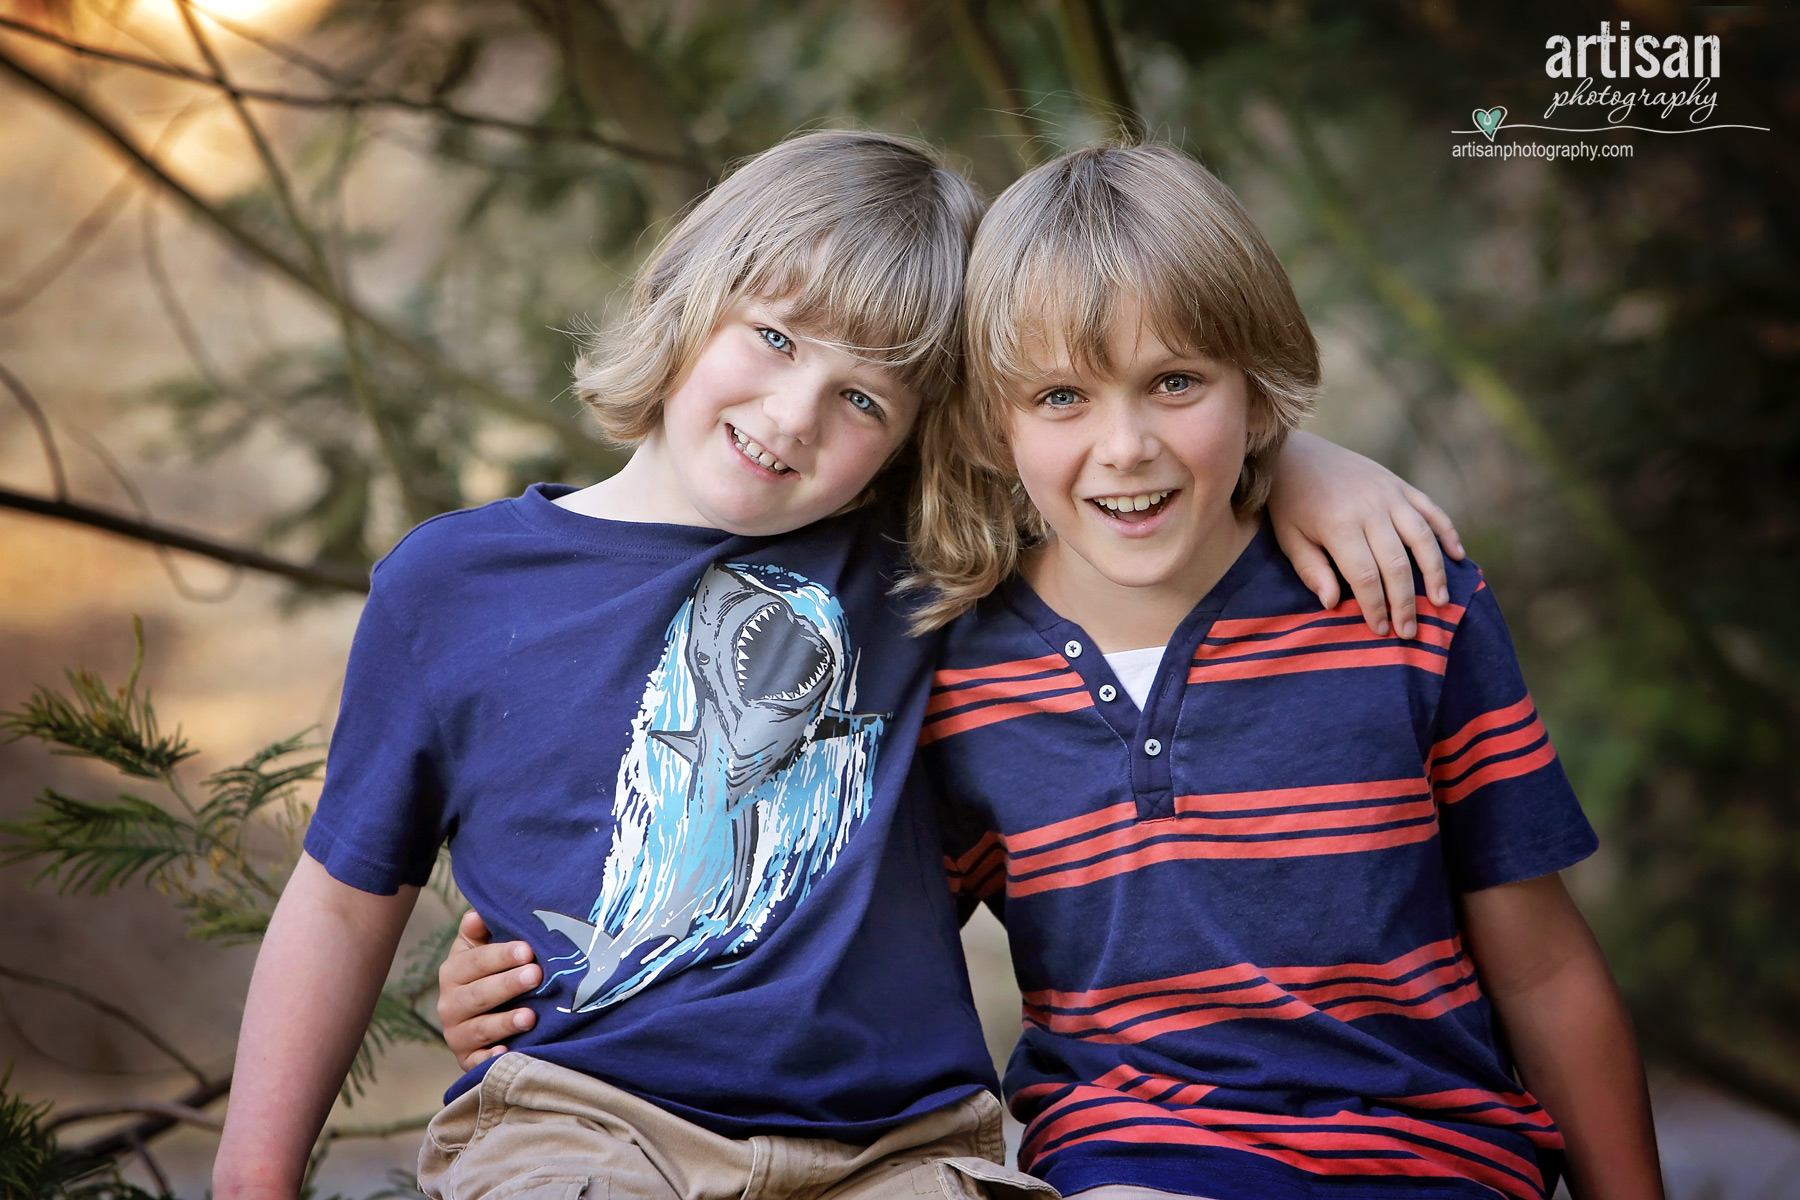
left=1093, top=399, right=1158, bottom=472
left=761, top=372, right=829, bottom=446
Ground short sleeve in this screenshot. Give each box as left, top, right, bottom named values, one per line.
left=1430, top=579, right=1598, bottom=893
left=303, top=585, right=448, bottom=894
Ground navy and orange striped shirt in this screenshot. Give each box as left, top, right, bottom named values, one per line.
left=923, top=524, right=1597, bottom=1200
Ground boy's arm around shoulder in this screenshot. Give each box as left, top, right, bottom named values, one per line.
left=1462, top=873, right=1664, bottom=1200
left=213, top=853, right=420, bottom=1200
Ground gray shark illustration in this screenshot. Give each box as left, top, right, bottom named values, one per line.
left=534, top=562, right=884, bottom=1012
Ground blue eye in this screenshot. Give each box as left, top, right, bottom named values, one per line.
left=1161, top=374, right=1193, bottom=394
left=1040, top=387, right=1083, bottom=409
left=758, top=327, right=794, bottom=354
left=845, top=390, right=879, bottom=415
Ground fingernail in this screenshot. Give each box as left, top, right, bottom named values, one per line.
left=1315, top=592, right=1330, bottom=609
left=1376, top=620, right=1390, bottom=636
left=512, top=943, right=530, bottom=962
left=514, top=1010, right=532, bottom=1029
left=1434, top=589, right=1448, bottom=605
left=1401, top=621, right=1416, bottom=638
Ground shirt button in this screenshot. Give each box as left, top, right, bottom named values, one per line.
left=1144, top=738, right=1163, bottom=757
left=1098, top=684, right=1117, bottom=702
left=1064, top=640, right=1083, bottom=658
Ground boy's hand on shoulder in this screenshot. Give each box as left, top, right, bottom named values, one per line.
left=439, top=908, right=542, bottom=1072
left=1268, top=432, right=1464, bottom=640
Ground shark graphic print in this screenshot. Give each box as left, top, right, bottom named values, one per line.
left=534, top=562, right=887, bottom=1013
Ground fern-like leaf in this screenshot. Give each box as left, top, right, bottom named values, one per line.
left=0, top=1066, right=160, bottom=1200
left=177, top=890, right=276, bottom=945
left=0, top=791, right=192, bottom=896
left=199, top=732, right=325, bottom=826
left=0, top=619, right=193, bottom=780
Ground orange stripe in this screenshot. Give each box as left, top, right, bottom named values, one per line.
left=932, top=653, right=1067, bottom=688
left=1386, top=1089, right=1561, bottom=1148
left=1430, top=697, right=1536, bottom=763
left=1197, top=615, right=1455, bottom=661
left=1435, top=741, right=1558, bottom=805
left=1430, top=719, right=1547, bottom=785
left=1024, top=959, right=1273, bottom=1010
left=946, top=830, right=1001, bottom=875
left=1206, top=598, right=1467, bottom=643
left=1021, top=1092, right=1544, bottom=1199
left=1023, top=939, right=1463, bottom=1010
left=926, top=670, right=1083, bottom=716
left=1025, top=957, right=1478, bottom=1040
left=918, top=688, right=1093, bottom=744
left=1175, top=777, right=1428, bottom=815
left=1188, top=643, right=1450, bottom=683
left=1009, top=796, right=1435, bottom=874
left=1009, top=821, right=1440, bottom=896
left=1004, top=801, right=1140, bottom=854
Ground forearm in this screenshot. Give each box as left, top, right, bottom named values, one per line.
left=214, top=853, right=419, bottom=1199
left=1465, top=876, right=1663, bottom=1200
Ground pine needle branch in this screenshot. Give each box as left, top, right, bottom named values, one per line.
left=0, top=619, right=192, bottom=780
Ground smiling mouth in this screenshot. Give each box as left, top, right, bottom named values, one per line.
left=1089, top=489, right=1176, bottom=524
left=729, top=425, right=793, bottom=475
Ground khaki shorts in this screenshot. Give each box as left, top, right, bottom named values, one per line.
left=418, top=1052, right=1060, bottom=1200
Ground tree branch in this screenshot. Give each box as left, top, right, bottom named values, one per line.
left=0, top=486, right=370, bottom=593
left=43, top=1100, right=224, bottom=1134
left=0, top=963, right=208, bottom=1089
left=1052, top=0, right=1144, bottom=141
left=172, top=0, right=421, bottom=519
left=942, top=0, right=1048, bottom=170
left=528, top=0, right=712, bottom=218
left=71, top=1073, right=232, bottom=1159
left=0, top=14, right=704, bottom=167
left=1636, top=1009, right=1800, bottom=1129
left=0, top=44, right=613, bottom=471
left=1, top=361, right=68, bottom=501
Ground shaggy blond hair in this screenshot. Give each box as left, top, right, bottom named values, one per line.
left=907, top=143, right=1320, bottom=632
left=574, top=130, right=983, bottom=443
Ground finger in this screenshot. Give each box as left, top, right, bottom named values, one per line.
left=1272, top=523, right=1343, bottom=611
left=1403, top=484, right=1464, bottom=562
left=439, top=960, right=543, bottom=1027
left=453, top=908, right=492, bottom=954
left=447, top=1007, right=537, bottom=1064
left=440, top=937, right=536, bottom=992
left=1394, top=504, right=1449, bottom=609
left=1331, top=531, right=1390, bottom=636
left=1367, top=522, right=1419, bottom=639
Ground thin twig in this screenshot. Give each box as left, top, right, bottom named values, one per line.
left=131, top=1135, right=173, bottom=1197
left=0, top=14, right=706, bottom=167
left=172, top=0, right=420, bottom=519
left=64, top=424, right=244, bottom=603
left=43, top=1101, right=225, bottom=1134
left=72, top=1073, right=232, bottom=1159
left=0, top=486, right=370, bottom=593
left=0, top=964, right=208, bottom=1088
left=0, top=170, right=135, bottom=319
left=327, top=1113, right=437, bottom=1138
left=1052, top=0, right=1144, bottom=142
left=942, top=0, right=1049, bottom=170
left=0, top=44, right=611, bottom=468
left=0, top=361, right=68, bottom=501
left=139, top=193, right=228, bottom=391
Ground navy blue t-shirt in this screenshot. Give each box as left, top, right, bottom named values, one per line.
left=926, top=526, right=1597, bottom=1199
left=304, top=484, right=995, bottom=1139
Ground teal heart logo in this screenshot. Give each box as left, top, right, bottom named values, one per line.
left=1473, top=106, right=1507, bottom=141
